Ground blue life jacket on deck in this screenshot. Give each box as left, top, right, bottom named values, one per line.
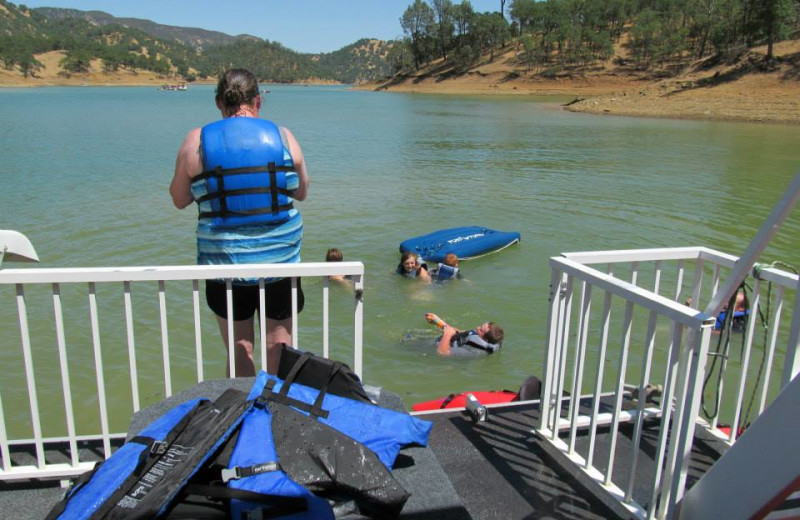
left=224, top=397, right=333, bottom=520
left=49, top=373, right=415, bottom=520
left=195, top=117, right=296, bottom=230
left=48, top=395, right=276, bottom=520
left=226, top=375, right=409, bottom=519
left=434, top=263, right=460, bottom=281
left=251, top=371, right=432, bottom=469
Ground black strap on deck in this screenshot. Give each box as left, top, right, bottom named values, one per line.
left=260, top=352, right=346, bottom=420
left=182, top=484, right=308, bottom=518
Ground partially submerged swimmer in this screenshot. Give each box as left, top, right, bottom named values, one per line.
left=715, top=289, right=750, bottom=332
left=425, top=313, right=504, bottom=356
left=397, top=252, right=431, bottom=283
left=431, top=253, right=462, bottom=282
left=325, top=248, right=350, bottom=283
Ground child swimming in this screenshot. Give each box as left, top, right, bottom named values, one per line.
left=425, top=313, right=504, bottom=357
left=396, top=252, right=431, bottom=283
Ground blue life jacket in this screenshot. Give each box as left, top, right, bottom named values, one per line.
left=223, top=397, right=333, bottom=520
left=195, top=117, right=297, bottom=229
left=435, top=263, right=459, bottom=281
left=224, top=375, right=409, bottom=518
left=714, top=309, right=750, bottom=331
left=49, top=375, right=416, bottom=520
left=251, top=371, right=432, bottom=469
left=48, top=395, right=270, bottom=520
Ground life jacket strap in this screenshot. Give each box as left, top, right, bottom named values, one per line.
left=221, top=461, right=281, bottom=483
left=194, top=164, right=296, bottom=181
left=198, top=203, right=294, bottom=219
left=195, top=186, right=295, bottom=204
left=183, top=483, right=308, bottom=516
left=127, top=435, right=169, bottom=476
left=261, top=353, right=344, bottom=421
left=197, top=162, right=296, bottom=220
left=261, top=378, right=331, bottom=420
left=278, top=352, right=343, bottom=419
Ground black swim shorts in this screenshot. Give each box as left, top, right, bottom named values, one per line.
left=205, top=277, right=305, bottom=321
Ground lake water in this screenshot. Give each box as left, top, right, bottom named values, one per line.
left=1, top=85, right=800, bottom=431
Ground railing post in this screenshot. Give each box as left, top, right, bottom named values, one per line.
left=353, top=275, right=364, bottom=379
left=322, top=277, right=330, bottom=359
left=782, top=278, right=800, bottom=387
left=539, top=267, right=563, bottom=433
left=553, top=273, right=574, bottom=436
left=88, top=282, right=111, bottom=458
left=668, top=326, right=713, bottom=514
left=568, top=281, right=592, bottom=454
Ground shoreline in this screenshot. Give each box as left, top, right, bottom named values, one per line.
left=353, top=72, right=800, bottom=126
left=2, top=56, right=797, bottom=126
left=3, top=74, right=797, bottom=126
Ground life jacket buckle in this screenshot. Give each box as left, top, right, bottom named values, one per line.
left=150, top=441, right=168, bottom=455
left=221, top=466, right=242, bottom=483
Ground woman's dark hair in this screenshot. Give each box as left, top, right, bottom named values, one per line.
left=215, top=69, right=259, bottom=116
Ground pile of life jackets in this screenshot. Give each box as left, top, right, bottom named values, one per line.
left=47, top=349, right=432, bottom=520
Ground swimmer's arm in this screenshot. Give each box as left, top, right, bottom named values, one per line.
left=418, top=264, right=432, bottom=283
left=437, top=326, right=458, bottom=356
left=170, top=128, right=202, bottom=209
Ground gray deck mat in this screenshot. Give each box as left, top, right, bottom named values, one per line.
left=422, top=397, right=727, bottom=520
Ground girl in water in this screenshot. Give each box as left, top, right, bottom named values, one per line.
left=396, top=252, right=431, bottom=283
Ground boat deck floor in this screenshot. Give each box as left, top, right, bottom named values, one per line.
left=406, top=398, right=729, bottom=520
left=0, top=386, right=729, bottom=519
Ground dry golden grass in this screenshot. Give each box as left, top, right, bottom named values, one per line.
left=360, top=39, right=800, bottom=125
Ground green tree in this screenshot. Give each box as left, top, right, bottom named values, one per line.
left=401, top=0, right=436, bottom=69
left=752, top=0, right=797, bottom=60
left=509, top=0, right=539, bottom=36
left=388, top=39, right=415, bottom=72
left=59, top=49, right=91, bottom=73
left=431, top=0, right=455, bottom=61
left=453, top=0, right=475, bottom=50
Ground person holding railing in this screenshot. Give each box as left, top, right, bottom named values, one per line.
left=169, top=68, right=310, bottom=377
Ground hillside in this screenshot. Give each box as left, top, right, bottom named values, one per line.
left=31, top=7, right=246, bottom=49
left=364, top=37, right=800, bottom=125
left=0, top=1, right=393, bottom=85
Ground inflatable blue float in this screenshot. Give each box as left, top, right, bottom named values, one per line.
left=400, top=226, right=521, bottom=263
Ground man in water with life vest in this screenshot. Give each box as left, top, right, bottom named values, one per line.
left=425, top=313, right=504, bottom=356
left=170, top=68, right=309, bottom=377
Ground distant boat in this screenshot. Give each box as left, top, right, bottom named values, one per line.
left=160, top=83, right=187, bottom=91
left=261, top=89, right=270, bottom=94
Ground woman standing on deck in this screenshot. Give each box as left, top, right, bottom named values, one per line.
left=169, top=68, right=310, bottom=377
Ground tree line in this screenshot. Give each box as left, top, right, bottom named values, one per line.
left=396, top=0, right=800, bottom=74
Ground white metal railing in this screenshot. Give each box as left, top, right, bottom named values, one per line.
left=0, top=261, right=364, bottom=482
left=537, top=247, right=800, bottom=520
